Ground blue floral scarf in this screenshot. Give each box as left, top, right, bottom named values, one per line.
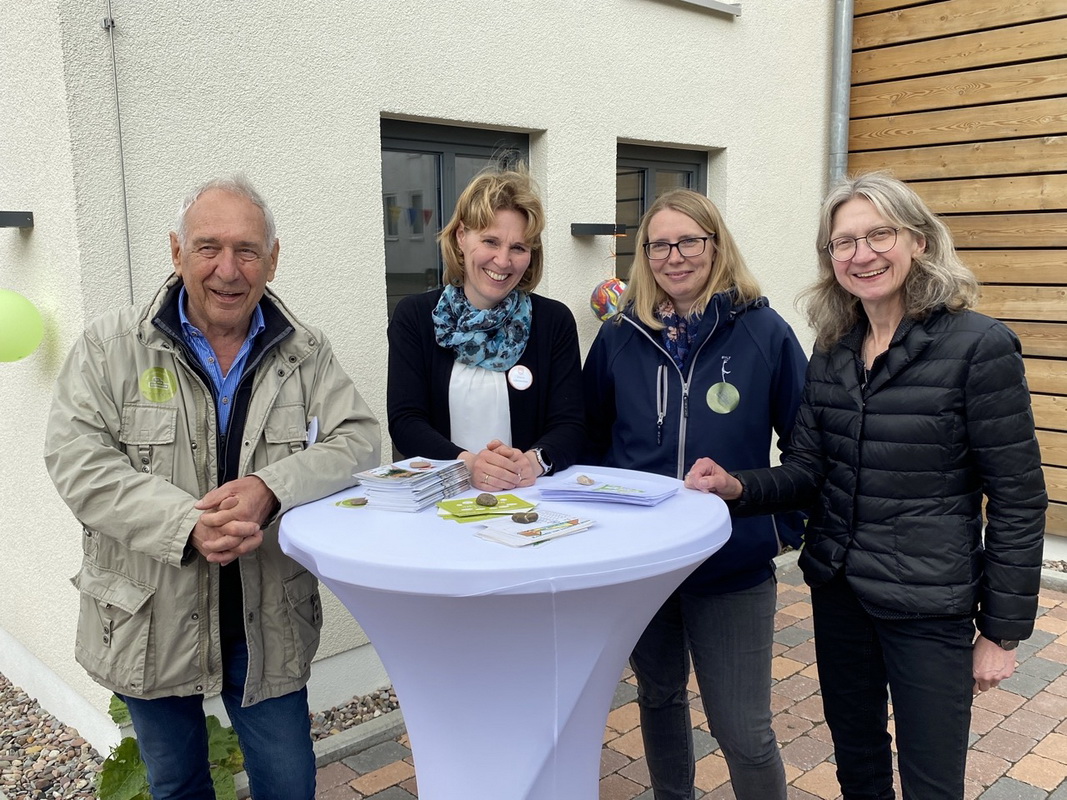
left=432, top=285, right=532, bottom=371
left=655, top=299, right=702, bottom=370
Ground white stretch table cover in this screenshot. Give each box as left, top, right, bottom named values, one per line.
left=280, top=465, right=730, bottom=800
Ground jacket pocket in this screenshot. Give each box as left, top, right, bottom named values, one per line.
left=71, top=561, right=155, bottom=694
left=119, top=404, right=178, bottom=479
left=891, top=514, right=978, bottom=587
left=264, top=403, right=308, bottom=458
left=282, top=569, right=322, bottom=677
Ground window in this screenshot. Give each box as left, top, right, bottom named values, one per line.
left=381, top=120, right=529, bottom=316
left=615, top=144, right=707, bottom=279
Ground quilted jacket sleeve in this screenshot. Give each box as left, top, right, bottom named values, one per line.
left=732, top=358, right=826, bottom=517
left=967, top=323, right=1046, bottom=641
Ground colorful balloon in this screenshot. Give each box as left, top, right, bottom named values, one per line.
left=589, top=277, right=626, bottom=321
left=0, top=289, right=44, bottom=361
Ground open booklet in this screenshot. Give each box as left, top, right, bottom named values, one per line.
left=538, top=472, right=677, bottom=506
left=475, top=509, right=595, bottom=547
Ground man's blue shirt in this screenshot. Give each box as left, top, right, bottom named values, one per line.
left=178, top=286, right=265, bottom=435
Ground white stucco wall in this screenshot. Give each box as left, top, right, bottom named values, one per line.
left=0, top=0, right=127, bottom=750
left=1, top=0, right=832, bottom=752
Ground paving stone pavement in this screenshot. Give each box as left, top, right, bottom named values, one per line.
left=312, top=562, right=1067, bottom=799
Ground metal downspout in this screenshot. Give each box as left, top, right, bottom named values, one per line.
left=103, top=0, right=135, bottom=305
left=829, top=0, right=855, bottom=184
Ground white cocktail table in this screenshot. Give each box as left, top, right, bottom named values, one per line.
left=280, top=465, right=730, bottom=800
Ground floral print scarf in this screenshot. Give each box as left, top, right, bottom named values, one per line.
left=655, top=299, right=702, bottom=370
left=432, top=285, right=532, bottom=372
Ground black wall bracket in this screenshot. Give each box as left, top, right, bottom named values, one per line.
left=0, top=212, right=33, bottom=228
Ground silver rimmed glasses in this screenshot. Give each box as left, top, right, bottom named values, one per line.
left=826, top=226, right=899, bottom=261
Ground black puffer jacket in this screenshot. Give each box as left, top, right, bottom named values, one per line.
left=735, top=308, right=1046, bottom=642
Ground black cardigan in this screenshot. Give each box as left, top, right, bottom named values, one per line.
left=387, top=288, right=584, bottom=473
left=735, top=308, right=1046, bottom=642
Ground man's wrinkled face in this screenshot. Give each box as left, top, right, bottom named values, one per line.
left=171, top=188, right=278, bottom=339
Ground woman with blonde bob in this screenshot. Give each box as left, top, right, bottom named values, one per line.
left=687, top=173, right=1046, bottom=799
left=388, top=165, right=583, bottom=489
left=584, top=188, right=807, bottom=800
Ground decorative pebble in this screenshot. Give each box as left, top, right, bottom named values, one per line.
left=576, top=474, right=596, bottom=485
left=409, top=460, right=431, bottom=469
left=511, top=511, right=539, bottom=523
left=475, top=493, right=498, bottom=507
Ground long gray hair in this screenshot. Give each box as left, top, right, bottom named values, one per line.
left=803, top=172, right=978, bottom=349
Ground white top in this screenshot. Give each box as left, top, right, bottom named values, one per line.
left=279, top=466, right=731, bottom=597
left=448, top=360, right=511, bottom=451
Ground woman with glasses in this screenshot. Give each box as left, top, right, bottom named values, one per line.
left=686, top=173, right=1046, bottom=799
left=583, top=189, right=807, bottom=800
left=388, top=165, right=583, bottom=490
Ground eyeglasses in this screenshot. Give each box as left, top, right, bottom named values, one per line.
left=643, top=236, right=713, bottom=261
left=825, top=227, right=899, bottom=261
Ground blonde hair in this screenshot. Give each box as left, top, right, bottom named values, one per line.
left=621, top=189, right=761, bottom=329
left=804, top=172, right=979, bottom=349
left=439, top=165, right=545, bottom=293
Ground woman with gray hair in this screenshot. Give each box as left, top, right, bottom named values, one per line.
left=686, top=173, right=1046, bottom=799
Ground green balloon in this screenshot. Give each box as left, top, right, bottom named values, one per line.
left=0, top=289, right=44, bottom=361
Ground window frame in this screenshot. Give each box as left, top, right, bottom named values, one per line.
left=380, top=119, right=531, bottom=315
left=381, top=120, right=529, bottom=240
left=615, top=144, right=709, bottom=278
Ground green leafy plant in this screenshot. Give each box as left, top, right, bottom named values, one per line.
left=97, top=695, right=244, bottom=800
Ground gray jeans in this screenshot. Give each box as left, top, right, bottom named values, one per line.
left=630, top=576, right=786, bottom=800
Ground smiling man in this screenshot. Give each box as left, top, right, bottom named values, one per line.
left=45, top=175, right=380, bottom=800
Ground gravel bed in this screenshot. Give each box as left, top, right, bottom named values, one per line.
left=310, top=688, right=399, bottom=740
left=0, top=673, right=99, bottom=799
left=0, top=671, right=398, bottom=799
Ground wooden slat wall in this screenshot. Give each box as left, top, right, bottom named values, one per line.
left=847, top=0, right=1067, bottom=536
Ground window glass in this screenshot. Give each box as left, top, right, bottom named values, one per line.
left=409, top=191, right=425, bottom=237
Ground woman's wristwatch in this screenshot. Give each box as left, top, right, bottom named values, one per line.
left=991, top=637, right=1019, bottom=651
left=531, top=447, right=553, bottom=476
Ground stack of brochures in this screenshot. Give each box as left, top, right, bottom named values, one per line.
left=538, top=472, right=677, bottom=506
left=355, top=457, right=469, bottom=512
left=475, top=509, right=595, bottom=547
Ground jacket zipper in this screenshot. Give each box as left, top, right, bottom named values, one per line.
left=656, top=366, right=667, bottom=445
left=622, top=306, right=722, bottom=479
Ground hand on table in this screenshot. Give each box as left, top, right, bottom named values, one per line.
left=973, top=635, right=1017, bottom=694
left=490, top=441, right=544, bottom=488
left=462, top=439, right=535, bottom=491
left=683, top=457, right=743, bottom=500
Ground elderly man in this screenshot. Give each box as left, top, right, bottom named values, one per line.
left=45, top=175, right=380, bottom=800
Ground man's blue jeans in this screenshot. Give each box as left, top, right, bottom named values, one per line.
left=119, top=640, right=316, bottom=800
left=630, top=577, right=786, bottom=800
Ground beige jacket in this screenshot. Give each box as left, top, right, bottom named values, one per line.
left=45, top=275, right=380, bottom=704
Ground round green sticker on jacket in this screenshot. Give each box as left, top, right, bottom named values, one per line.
left=706, top=382, right=740, bottom=414
left=139, top=367, right=178, bottom=402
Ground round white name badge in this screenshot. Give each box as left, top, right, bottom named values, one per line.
left=507, top=364, right=533, bottom=391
